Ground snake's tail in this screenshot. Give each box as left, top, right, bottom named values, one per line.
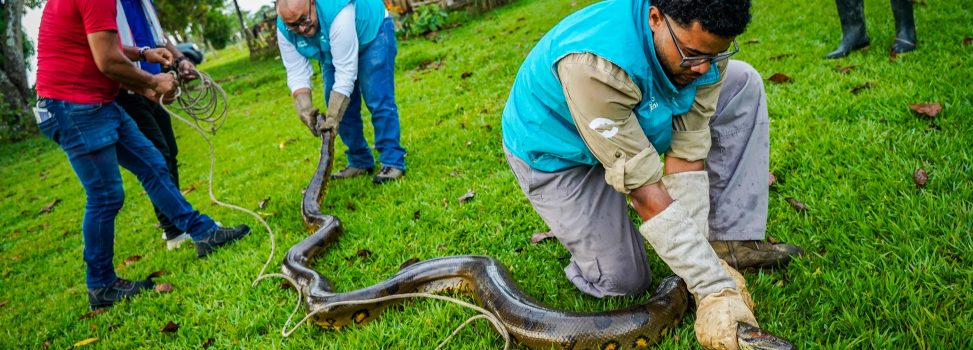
left=737, top=322, right=796, bottom=350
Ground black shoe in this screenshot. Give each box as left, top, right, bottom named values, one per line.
left=372, top=166, right=404, bottom=184
left=88, top=278, right=154, bottom=310
left=331, top=166, right=374, bottom=180
left=194, top=224, right=251, bottom=258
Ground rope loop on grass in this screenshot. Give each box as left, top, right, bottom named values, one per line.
left=161, top=71, right=510, bottom=350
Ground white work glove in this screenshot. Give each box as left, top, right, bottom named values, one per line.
left=661, top=170, right=710, bottom=235
left=293, top=91, right=321, bottom=137
left=320, top=90, right=350, bottom=132
left=639, top=200, right=757, bottom=350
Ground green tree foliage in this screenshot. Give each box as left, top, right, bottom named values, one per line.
left=202, top=8, right=235, bottom=50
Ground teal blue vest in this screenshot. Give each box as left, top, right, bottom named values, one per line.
left=501, top=0, right=721, bottom=172
left=277, top=0, right=385, bottom=64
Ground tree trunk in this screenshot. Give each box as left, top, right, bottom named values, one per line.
left=1, top=0, right=31, bottom=114
left=230, top=0, right=253, bottom=56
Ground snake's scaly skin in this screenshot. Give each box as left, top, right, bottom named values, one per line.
left=284, top=131, right=794, bottom=349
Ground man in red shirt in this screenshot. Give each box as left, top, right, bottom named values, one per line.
left=35, top=0, right=250, bottom=310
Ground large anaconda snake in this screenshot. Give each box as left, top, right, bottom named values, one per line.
left=281, top=130, right=795, bottom=349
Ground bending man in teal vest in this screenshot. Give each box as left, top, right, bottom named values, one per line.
left=502, top=0, right=802, bottom=348
left=277, top=0, right=406, bottom=184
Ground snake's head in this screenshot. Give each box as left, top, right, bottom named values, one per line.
left=737, top=322, right=796, bottom=350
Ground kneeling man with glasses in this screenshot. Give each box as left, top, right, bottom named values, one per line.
left=500, top=0, right=803, bottom=348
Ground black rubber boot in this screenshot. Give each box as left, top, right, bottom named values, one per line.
left=826, top=0, right=870, bottom=59
left=890, top=0, right=917, bottom=54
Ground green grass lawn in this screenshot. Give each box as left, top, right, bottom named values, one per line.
left=2, top=0, right=971, bottom=348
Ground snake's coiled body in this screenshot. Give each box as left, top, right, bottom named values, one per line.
left=283, top=131, right=794, bottom=349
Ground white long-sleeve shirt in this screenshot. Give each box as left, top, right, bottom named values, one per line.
left=278, top=3, right=359, bottom=96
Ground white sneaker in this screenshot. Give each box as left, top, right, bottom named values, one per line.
left=162, top=232, right=192, bottom=250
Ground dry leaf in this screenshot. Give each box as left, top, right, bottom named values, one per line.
left=160, top=321, right=179, bottom=333
left=785, top=198, right=808, bottom=213
left=530, top=231, right=556, bottom=244
left=461, top=71, right=473, bottom=79
left=258, top=197, right=270, bottom=209
left=42, top=341, right=50, bottom=349
left=202, top=338, right=215, bottom=349
left=963, top=36, right=973, bottom=46
left=913, top=168, right=928, bottom=188
left=400, top=258, right=421, bottom=270
left=123, top=255, right=142, bottom=266
left=450, top=169, right=461, bottom=177
left=180, top=184, right=196, bottom=196
left=155, top=283, right=173, bottom=293
left=90, top=324, right=97, bottom=332
left=835, top=64, right=858, bottom=74
left=768, top=53, right=794, bottom=61
left=0, top=300, right=8, bottom=308
left=38, top=199, right=60, bottom=214
left=79, top=308, right=108, bottom=320
left=745, top=38, right=760, bottom=44
left=768, top=172, right=777, bottom=187
left=910, top=103, right=942, bottom=119
left=147, top=269, right=170, bottom=280
left=458, top=191, right=476, bottom=204
left=768, top=235, right=781, bottom=244
left=413, top=210, right=421, bottom=220
left=356, top=249, right=373, bottom=258
left=768, top=73, right=791, bottom=84
left=73, top=338, right=99, bottom=347
left=850, top=81, right=874, bottom=94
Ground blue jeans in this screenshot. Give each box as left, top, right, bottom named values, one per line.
left=37, top=99, right=217, bottom=289
left=324, top=17, right=407, bottom=170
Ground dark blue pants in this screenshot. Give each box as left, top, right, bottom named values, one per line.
left=37, top=99, right=216, bottom=289
left=324, top=17, right=407, bottom=170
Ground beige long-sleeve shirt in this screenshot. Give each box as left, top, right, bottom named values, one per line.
left=556, top=53, right=726, bottom=193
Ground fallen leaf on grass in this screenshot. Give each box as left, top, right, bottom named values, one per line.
left=356, top=249, right=373, bottom=258
left=43, top=341, right=50, bottom=349
left=413, top=210, right=421, bottom=220
left=202, top=338, right=215, bottom=348
left=913, top=168, right=929, bottom=188
left=79, top=308, right=107, bottom=320
left=835, top=64, right=858, bottom=74
left=107, top=324, right=121, bottom=331
left=461, top=71, right=473, bottom=79
left=964, top=36, right=973, bottom=46
left=155, top=283, right=173, bottom=293
left=90, top=323, right=97, bottom=332
left=785, top=198, right=809, bottom=213
left=745, top=38, right=760, bottom=44
left=768, top=53, right=794, bottom=61
left=450, top=169, right=461, bottom=177
left=123, top=255, right=142, bottom=266
left=147, top=269, right=169, bottom=280
left=910, top=103, right=942, bottom=119
left=768, top=235, right=781, bottom=244
left=258, top=197, right=270, bottom=209
left=530, top=231, right=555, bottom=244
left=160, top=321, right=179, bottom=333
left=0, top=300, right=8, bottom=308
left=768, top=172, right=777, bottom=187
left=38, top=199, right=60, bottom=214
left=458, top=191, right=476, bottom=204
left=181, top=184, right=196, bottom=196
left=400, top=258, right=421, bottom=270
left=73, top=338, right=98, bottom=347
left=768, top=73, right=791, bottom=84
left=926, top=123, right=941, bottom=132
left=850, top=81, right=875, bottom=94
left=280, top=281, right=293, bottom=289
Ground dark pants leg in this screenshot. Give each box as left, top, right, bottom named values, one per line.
left=116, top=92, right=181, bottom=235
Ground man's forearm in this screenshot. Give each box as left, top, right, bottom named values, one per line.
left=102, top=56, right=156, bottom=91
left=664, top=156, right=704, bottom=175
left=629, top=181, right=674, bottom=221
left=121, top=45, right=143, bottom=62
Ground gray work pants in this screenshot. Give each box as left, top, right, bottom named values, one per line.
left=504, top=60, right=769, bottom=297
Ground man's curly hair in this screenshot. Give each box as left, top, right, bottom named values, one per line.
left=654, top=0, right=751, bottom=37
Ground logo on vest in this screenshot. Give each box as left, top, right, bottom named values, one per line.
left=589, top=118, right=619, bottom=138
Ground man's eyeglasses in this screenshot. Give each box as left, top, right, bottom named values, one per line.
left=662, top=14, right=739, bottom=68
left=284, top=0, right=315, bottom=31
